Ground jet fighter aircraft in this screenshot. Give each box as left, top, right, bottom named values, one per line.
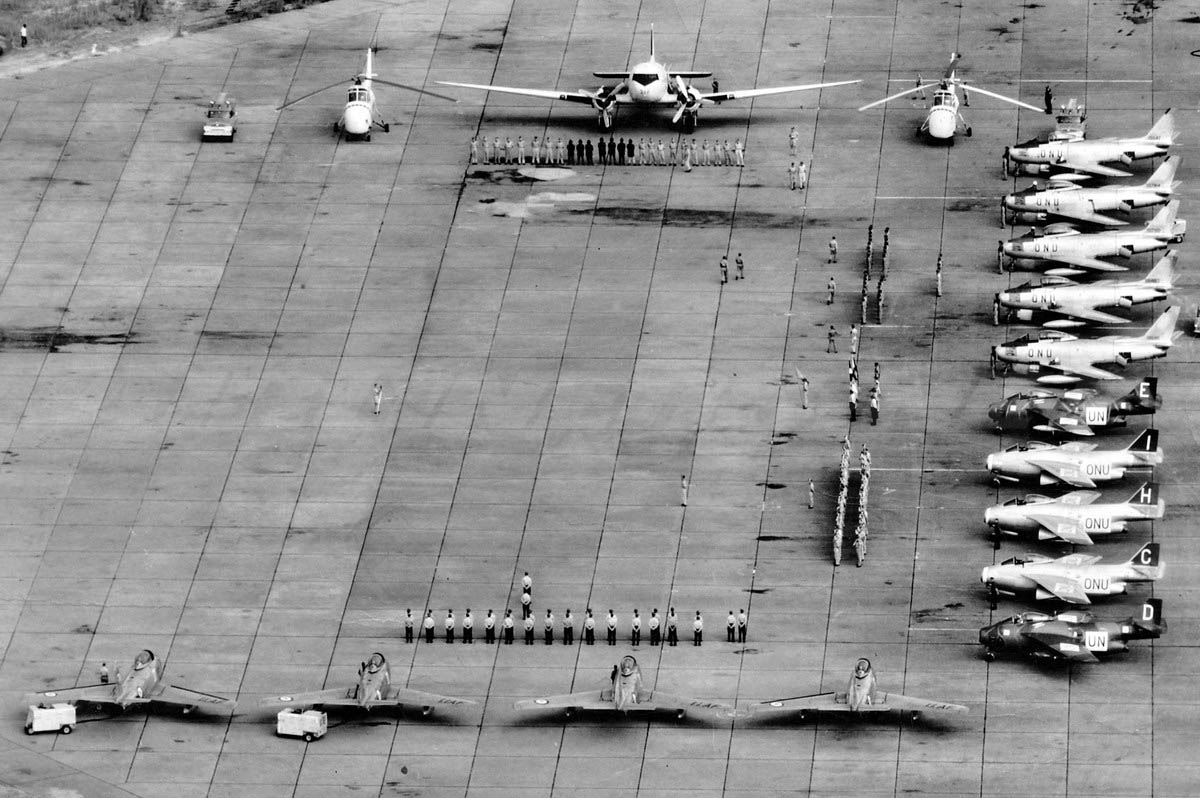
left=984, top=482, right=1163, bottom=546
left=747, top=659, right=968, bottom=722
left=981, top=541, right=1162, bottom=604
left=436, top=27, right=858, bottom=132
left=26, top=650, right=234, bottom=713
left=986, top=429, right=1161, bottom=488
left=994, top=251, right=1178, bottom=328
left=259, top=652, right=475, bottom=715
left=514, top=655, right=736, bottom=719
left=990, top=306, right=1179, bottom=384
left=1004, top=109, right=1176, bottom=179
left=1003, top=200, right=1185, bottom=276
left=1003, top=157, right=1179, bottom=227
left=987, top=378, right=1160, bottom=437
left=979, top=599, right=1164, bottom=663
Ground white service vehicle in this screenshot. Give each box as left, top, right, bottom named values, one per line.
left=25, top=703, right=76, bottom=734
left=276, top=708, right=326, bottom=741
left=203, top=93, right=237, bottom=141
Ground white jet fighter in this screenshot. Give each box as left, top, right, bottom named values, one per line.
left=436, top=27, right=858, bottom=132
left=515, top=655, right=736, bottom=719
left=1003, top=157, right=1179, bottom=227
left=747, top=659, right=967, bottom=722
left=986, top=429, right=1161, bottom=488
left=260, top=652, right=475, bottom=715
left=981, top=542, right=1162, bottom=604
left=991, top=305, right=1179, bottom=384
left=1005, top=109, right=1176, bottom=178
left=1003, top=200, right=1185, bottom=276
left=984, top=482, right=1164, bottom=545
left=26, top=650, right=234, bottom=713
left=994, top=250, right=1177, bottom=328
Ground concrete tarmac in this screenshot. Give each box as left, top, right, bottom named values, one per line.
left=0, top=1, right=1196, bottom=796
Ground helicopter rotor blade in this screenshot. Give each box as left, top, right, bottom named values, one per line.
left=371, top=79, right=459, bottom=102
left=958, top=82, right=1044, bottom=114
left=858, top=82, right=941, bottom=112
left=276, top=81, right=347, bottom=110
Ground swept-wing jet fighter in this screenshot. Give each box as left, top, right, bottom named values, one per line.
left=981, top=541, right=1162, bottom=604
left=986, top=429, right=1161, bottom=488
left=436, top=27, right=858, bottom=132
left=514, top=655, right=735, bottom=719
left=987, top=378, right=1160, bottom=437
left=984, top=482, right=1164, bottom=546
left=1003, top=157, right=1179, bottom=227
left=994, top=251, right=1177, bottom=328
left=277, top=49, right=456, bottom=141
left=1005, top=109, right=1176, bottom=179
left=990, top=306, right=1179, bottom=384
left=979, top=599, right=1164, bottom=662
left=1003, top=201, right=1185, bottom=276
left=26, top=650, right=234, bottom=713
left=748, top=659, right=967, bottom=722
left=260, top=652, right=475, bottom=715
left=858, top=53, right=1043, bottom=142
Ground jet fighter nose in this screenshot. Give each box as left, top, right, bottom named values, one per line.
left=1003, top=241, right=1019, bottom=257
left=985, top=454, right=997, bottom=473
left=983, top=506, right=997, bottom=526
left=980, top=566, right=994, bottom=584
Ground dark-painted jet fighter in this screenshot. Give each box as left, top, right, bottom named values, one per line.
left=987, top=378, right=1160, bottom=437
left=979, top=598, right=1164, bottom=662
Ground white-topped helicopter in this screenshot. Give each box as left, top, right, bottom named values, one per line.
left=278, top=48, right=456, bottom=141
left=436, top=26, right=858, bottom=132
left=859, top=53, right=1044, bottom=142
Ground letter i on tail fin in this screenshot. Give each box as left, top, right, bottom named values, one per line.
left=1124, top=428, right=1158, bottom=452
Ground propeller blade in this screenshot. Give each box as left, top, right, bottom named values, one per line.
left=858, top=82, right=942, bottom=111
left=372, top=79, right=459, bottom=102
left=276, top=80, right=347, bottom=110
left=959, top=83, right=1044, bottom=114
left=672, top=104, right=686, bottom=124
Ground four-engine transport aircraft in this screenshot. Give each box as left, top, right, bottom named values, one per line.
left=979, top=599, right=1165, bottom=662
left=26, top=650, right=235, bottom=713
left=259, top=652, right=475, bottom=715
left=981, top=541, right=1163, bottom=604
left=1004, top=109, right=1176, bottom=178
left=987, top=378, right=1161, bottom=437
left=858, top=52, right=1043, bottom=142
left=994, top=251, right=1178, bottom=328
left=1002, top=200, right=1185, bottom=276
left=747, top=659, right=968, bottom=722
left=1002, top=157, right=1180, bottom=227
left=514, top=655, right=736, bottom=719
left=986, top=428, right=1162, bottom=488
left=990, top=305, right=1180, bottom=384
left=984, top=482, right=1164, bottom=545
left=436, top=27, right=859, bottom=132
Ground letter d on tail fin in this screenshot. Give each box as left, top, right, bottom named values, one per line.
left=1140, top=598, right=1163, bottom=625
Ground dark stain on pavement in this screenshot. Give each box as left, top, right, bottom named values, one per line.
left=0, top=328, right=133, bottom=352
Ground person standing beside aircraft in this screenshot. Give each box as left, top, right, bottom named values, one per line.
left=827, top=325, right=838, bottom=353
left=566, top=139, right=576, bottom=165
left=735, top=139, right=744, bottom=167
left=667, top=608, right=679, bottom=646
left=444, top=609, right=455, bottom=643
left=607, top=136, right=617, bottom=164
left=584, top=609, right=596, bottom=644
left=727, top=611, right=736, bottom=642
left=423, top=610, right=435, bottom=643
left=522, top=571, right=533, bottom=598
left=503, top=609, right=515, bottom=643
left=737, top=610, right=747, bottom=642
left=485, top=609, right=496, bottom=643
left=788, top=161, right=799, bottom=190
left=524, top=614, right=535, bottom=644
left=789, top=125, right=799, bottom=154
left=562, top=609, right=574, bottom=645
left=517, top=136, right=526, bottom=164
left=797, top=160, right=807, bottom=189
left=649, top=609, right=661, bottom=645
left=504, top=136, right=514, bottom=163
left=470, top=136, right=479, bottom=164
left=829, top=238, right=838, bottom=264
left=693, top=611, right=704, bottom=646
left=462, top=609, right=473, bottom=643
left=598, top=137, right=607, bottom=165
left=404, top=609, right=414, bottom=642
left=701, top=139, right=710, bottom=166
left=606, top=610, right=618, bottom=645
left=631, top=609, right=642, bottom=645
left=625, top=138, right=634, bottom=165
left=544, top=609, right=554, bottom=644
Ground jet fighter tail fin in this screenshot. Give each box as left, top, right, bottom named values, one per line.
left=1145, top=109, right=1176, bottom=144
left=1124, top=377, right=1161, bottom=411
left=1125, top=541, right=1160, bottom=568
left=1140, top=306, right=1179, bottom=347
left=1144, top=251, right=1176, bottom=286
left=1125, top=481, right=1158, bottom=507
left=1124, top=428, right=1158, bottom=453
left=1144, top=156, right=1179, bottom=190
left=1144, top=200, right=1179, bottom=236
left=1131, top=598, right=1164, bottom=635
